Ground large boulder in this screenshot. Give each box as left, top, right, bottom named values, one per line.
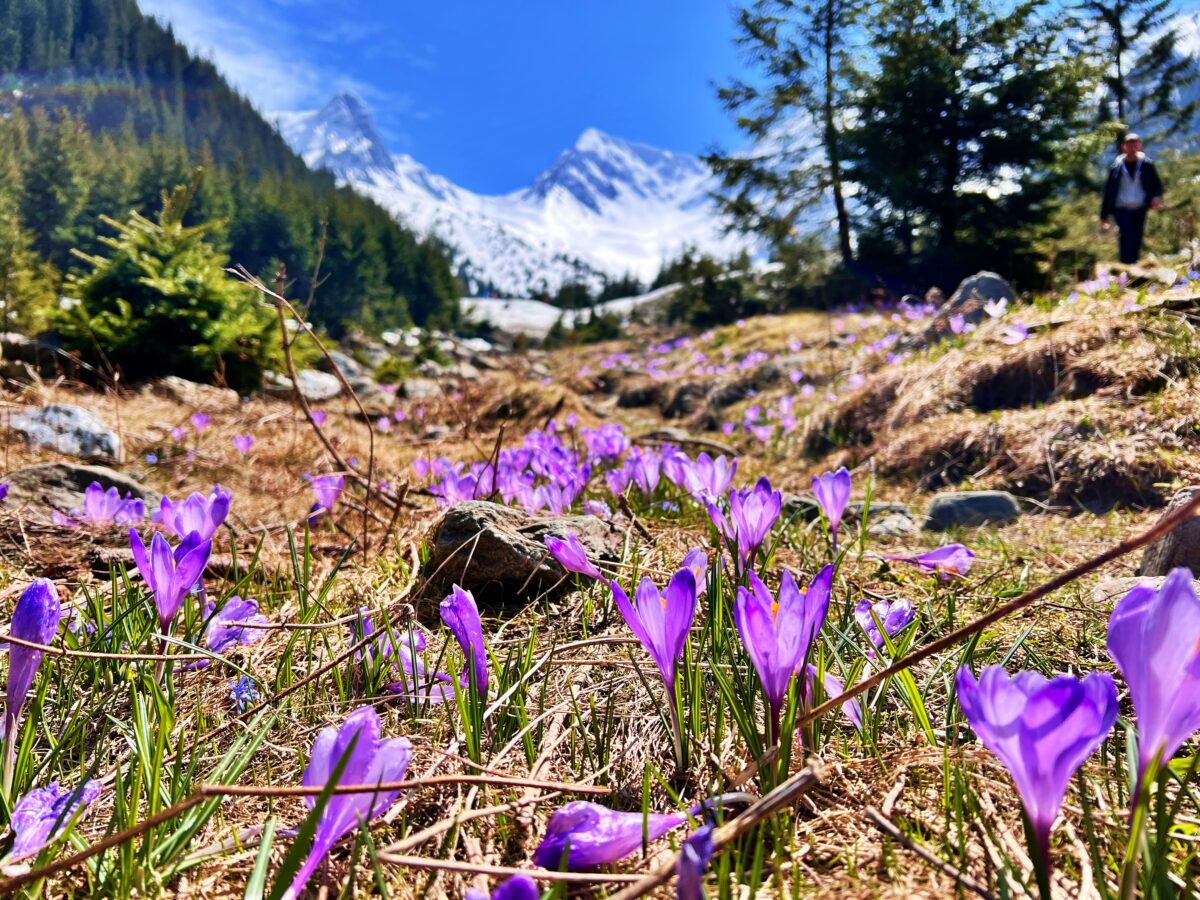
left=423, top=501, right=624, bottom=604
left=926, top=271, right=1016, bottom=339
left=1138, top=487, right=1200, bottom=576
left=150, top=376, right=239, bottom=407
left=9, top=404, right=122, bottom=462
left=2, top=462, right=159, bottom=524
left=923, top=491, right=1021, bottom=530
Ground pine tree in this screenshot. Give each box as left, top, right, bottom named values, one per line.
left=843, top=0, right=1090, bottom=280
left=1076, top=0, right=1200, bottom=138
left=707, top=0, right=861, bottom=264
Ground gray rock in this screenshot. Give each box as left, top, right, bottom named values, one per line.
left=417, top=359, right=448, bottom=378
left=265, top=369, right=342, bottom=402
left=869, top=512, right=918, bottom=538
left=150, top=376, right=239, bottom=407
left=1092, top=576, right=1171, bottom=605
left=403, top=378, right=441, bottom=401
left=1138, top=487, right=1200, bottom=576
left=423, top=500, right=625, bottom=604
left=927, top=271, right=1016, bottom=339
left=2, top=462, right=159, bottom=525
left=323, top=350, right=367, bottom=380
left=924, top=491, right=1021, bottom=530
left=446, top=361, right=480, bottom=380
left=9, top=404, right=122, bottom=461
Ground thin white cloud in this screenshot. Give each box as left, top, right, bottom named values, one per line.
left=138, top=0, right=397, bottom=114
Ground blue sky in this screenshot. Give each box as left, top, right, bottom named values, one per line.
left=139, top=0, right=751, bottom=193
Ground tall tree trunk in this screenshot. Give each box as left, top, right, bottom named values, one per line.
left=822, top=0, right=854, bottom=264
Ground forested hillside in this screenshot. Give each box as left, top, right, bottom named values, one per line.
left=0, top=0, right=459, bottom=337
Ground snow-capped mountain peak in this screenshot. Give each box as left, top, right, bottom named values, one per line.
left=275, top=95, right=754, bottom=295
left=523, top=128, right=710, bottom=213
left=277, top=92, right=392, bottom=177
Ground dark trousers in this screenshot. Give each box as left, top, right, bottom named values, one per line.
left=1114, top=207, right=1148, bottom=264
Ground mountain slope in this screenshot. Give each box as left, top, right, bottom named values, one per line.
left=278, top=94, right=755, bottom=295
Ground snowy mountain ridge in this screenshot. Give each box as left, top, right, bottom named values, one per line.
left=276, top=93, right=754, bottom=295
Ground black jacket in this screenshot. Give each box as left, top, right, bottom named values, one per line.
left=1101, top=155, right=1164, bottom=220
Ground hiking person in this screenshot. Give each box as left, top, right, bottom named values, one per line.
left=1099, top=132, right=1164, bottom=265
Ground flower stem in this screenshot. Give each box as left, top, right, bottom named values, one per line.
left=0, top=721, right=14, bottom=805
left=154, top=636, right=169, bottom=684
left=667, top=685, right=685, bottom=775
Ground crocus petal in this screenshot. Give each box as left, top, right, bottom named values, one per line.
left=677, top=823, right=715, bottom=900
left=4, top=579, right=61, bottom=738
left=1108, top=568, right=1200, bottom=780
left=440, top=585, right=488, bottom=694
left=533, top=801, right=687, bottom=870
left=544, top=534, right=603, bottom=581
left=956, top=666, right=1117, bottom=856
left=7, top=779, right=101, bottom=863
left=287, top=706, right=412, bottom=899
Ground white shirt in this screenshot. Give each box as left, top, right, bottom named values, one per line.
left=1115, top=153, right=1147, bottom=209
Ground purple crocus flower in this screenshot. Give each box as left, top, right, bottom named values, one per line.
left=285, top=706, right=413, bottom=900
left=0, top=483, right=8, bottom=502
left=308, top=474, right=345, bottom=526
left=1107, top=568, right=1200, bottom=785
left=440, top=585, right=488, bottom=695
left=310, top=410, right=327, bottom=427
left=349, top=612, right=453, bottom=704
left=6, top=779, right=101, bottom=862
left=803, top=665, right=862, bottom=730
left=533, top=801, right=688, bottom=870
left=610, top=567, right=697, bottom=765
left=882, top=544, right=974, bottom=579
left=949, top=314, right=966, bottom=335
left=811, top=468, right=851, bottom=553
left=155, top=485, right=231, bottom=542
left=712, top=477, right=781, bottom=574
left=682, top=454, right=737, bottom=503
left=854, top=597, right=916, bottom=658
left=189, top=597, right=267, bottom=668
left=610, top=568, right=697, bottom=696
left=677, top=823, right=715, bottom=900
left=128, top=529, right=212, bottom=632
left=544, top=534, right=603, bottom=581
left=681, top=548, right=708, bottom=593
left=53, top=483, right=145, bottom=528
left=170, top=426, right=187, bottom=442
left=3, top=579, right=61, bottom=741
left=1001, top=321, right=1029, bottom=345
left=734, top=565, right=833, bottom=744
left=465, top=874, right=539, bottom=900
left=232, top=434, right=254, bottom=455
left=190, top=412, right=210, bottom=433
left=956, top=666, right=1117, bottom=868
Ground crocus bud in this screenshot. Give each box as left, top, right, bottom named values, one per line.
left=4, top=579, right=62, bottom=739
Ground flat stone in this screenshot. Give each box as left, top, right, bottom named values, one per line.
left=150, top=376, right=239, bottom=407
left=9, top=404, right=122, bottom=462
left=924, top=491, right=1021, bottom=530
left=265, top=369, right=342, bottom=402
left=2, top=463, right=158, bottom=525
left=403, top=378, right=441, bottom=401
left=423, top=500, right=625, bottom=604
left=1138, top=487, right=1200, bottom=576
left=869, top=512, right=919, bottom=538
